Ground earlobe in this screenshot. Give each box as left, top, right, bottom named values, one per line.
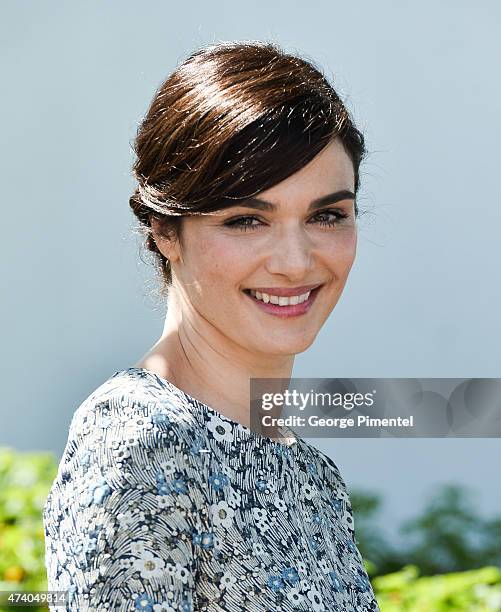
left=150, top=215, right=180, bottom=263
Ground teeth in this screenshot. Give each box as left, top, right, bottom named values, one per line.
left=247, top=289, right=313, bottom=306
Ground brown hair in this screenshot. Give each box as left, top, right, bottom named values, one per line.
left=129, top=40, right=366, bottom=298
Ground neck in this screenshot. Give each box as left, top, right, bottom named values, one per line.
left=135, top=290, right=295, bottom=433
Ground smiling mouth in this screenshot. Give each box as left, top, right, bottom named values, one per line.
left=242, top=285, right=324, bottom=317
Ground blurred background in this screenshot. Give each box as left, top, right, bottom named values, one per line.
left=1, top=0, right=500, bottom=609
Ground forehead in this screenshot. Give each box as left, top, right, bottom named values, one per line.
left=257, top=139, right=355, bottom=204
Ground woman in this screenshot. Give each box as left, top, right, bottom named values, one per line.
left=43, top=40, right=380, bottom=611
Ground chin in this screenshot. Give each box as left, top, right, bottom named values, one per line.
left=253, top=333, right=317, bottom=357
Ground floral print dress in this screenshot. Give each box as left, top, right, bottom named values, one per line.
left=43, top=367, right=380, bottom=611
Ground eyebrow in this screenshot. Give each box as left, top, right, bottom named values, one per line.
left=230, top=189, right=356, bottom=213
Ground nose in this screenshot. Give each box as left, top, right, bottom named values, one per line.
left=264, top=224, right=314, bottom=281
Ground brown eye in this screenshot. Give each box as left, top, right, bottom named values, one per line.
left=223, top=216, right=264, bottom=231
left=311, top=210, right=349, bottom=227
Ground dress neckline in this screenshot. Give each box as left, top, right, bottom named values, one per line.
left=114, top=367, right=303, bottom=452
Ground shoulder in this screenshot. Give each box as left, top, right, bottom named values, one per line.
left=45, top=369, right=209, bottom=517
left=61, top=369, right=208, bottom=476
left=43, top=370, right=208, bottom=609
left=68, top=368, right=201, bottom=443
left=301, top=441, right=357, bottom=536
left=301, top=439, right=347, bottom=489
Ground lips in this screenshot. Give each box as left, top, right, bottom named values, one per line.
left=243, top=284, right=322, bottom=297
left=242, top=285, right=323, bottom=318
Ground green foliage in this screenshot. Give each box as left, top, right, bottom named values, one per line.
left=0, top=447, right=57, bottom=611
left=350, top=484, right=501, bottom=577
left=398, top=484, right=491, bottom=575
left=373, top=565, right=501, bottom=611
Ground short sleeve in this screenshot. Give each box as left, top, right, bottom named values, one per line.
left=43, top=393, right=209, bottom=611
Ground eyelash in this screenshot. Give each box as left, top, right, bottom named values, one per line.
left=223, top=210, right=350, bottom=232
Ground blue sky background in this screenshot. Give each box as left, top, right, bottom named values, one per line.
left=2, top=1, right=500, bottom=544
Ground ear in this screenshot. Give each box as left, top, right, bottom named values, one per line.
left=150, top=215, right=181, bottom=263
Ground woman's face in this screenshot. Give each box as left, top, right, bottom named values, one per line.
left=163, top=138, right=357, bottom=356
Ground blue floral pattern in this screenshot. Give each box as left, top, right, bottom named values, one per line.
left=43, top=367, right=380, bottom=611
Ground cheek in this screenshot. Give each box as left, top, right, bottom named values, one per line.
left=185, top=234, right=252, bottom=287
left=322, top=231, right=357, bottom=273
